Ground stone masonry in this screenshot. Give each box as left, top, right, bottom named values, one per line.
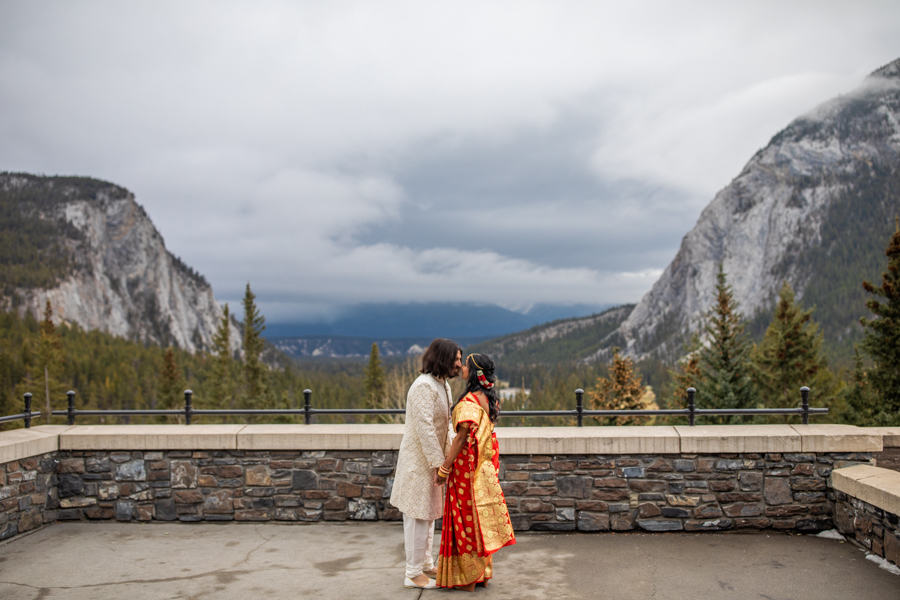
left=50, top=450, right=400, bottom=523
left=834, top=490, right=900, bottom=566
left=21, top=449, right=872, bottom=533
left=0, top=453, right=58, bottom=541
left=499, top=452, right=872, bottom=533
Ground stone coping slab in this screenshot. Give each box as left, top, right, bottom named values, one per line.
left=675, top=425, right=800, bottom=453
left=496, top=426, right=681, bottom=455
left=867, top=427, right=900, bottom=448
left=237, top=424, right=405, bottom=450
left=832, top=464, right=900, bottom=516
left=789, top=424, right=883, bottom=453
left=58, top=425, right=246, bottom=451
left=0, top=427, right=58, bottom=464
left=0, top=423, right=891, bottom=462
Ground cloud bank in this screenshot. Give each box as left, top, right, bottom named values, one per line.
left=1, top=1, right=898, bottom=322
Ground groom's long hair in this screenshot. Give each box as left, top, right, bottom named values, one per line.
left=421, top=338, right=461, bottom=380
left=456, top=353, right=500, bottom=423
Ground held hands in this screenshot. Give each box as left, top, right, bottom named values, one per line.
left=435, top=464, right=450, bottom=486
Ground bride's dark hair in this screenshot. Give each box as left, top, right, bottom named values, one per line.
left=455, top=353, right=500, bottom=423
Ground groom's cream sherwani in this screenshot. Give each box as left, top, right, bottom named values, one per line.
left=390, top=373, right=452, bottom=521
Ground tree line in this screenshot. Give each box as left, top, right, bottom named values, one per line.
left=349, top=221, right=900, bottom=428
left=0, top=284, right=365, bottom=429
left=5, top=222, right=900, bottom=429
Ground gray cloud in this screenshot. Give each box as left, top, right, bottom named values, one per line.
left=1, top=1, right=899, bottom=322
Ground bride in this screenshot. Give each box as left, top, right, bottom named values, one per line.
left=435, top=353, right=516, bottom=591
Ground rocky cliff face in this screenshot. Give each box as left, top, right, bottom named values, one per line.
left=614, top=58, right=900, bottom=361
left=0, top=174, right=240, bottom=354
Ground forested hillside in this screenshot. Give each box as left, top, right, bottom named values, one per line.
left=467, top=305, right=633, bottom=365
left=0, top=308, right=364, bottom=430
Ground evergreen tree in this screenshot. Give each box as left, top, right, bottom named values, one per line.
left=696, top=265, right=756, bottom=423
left=158, top=347, right=184, bottom=421
left=843, top=347, right=878, bottom=425
left=0, top=349, right=17, bottom=427
left=668, top=334, right=701, bottom=412
left=588, top=347, right=648, bottom=426
left=856, top=218, right=900, bottom=425
left=241, top=283, right=267, bottom=408
left=36, top=300, right=65, bottom=423
left=364, top=343, right=387, bottom=419
left=752, top=282, right=841, bottom=419
left=210, top=304, right=236, bottom=415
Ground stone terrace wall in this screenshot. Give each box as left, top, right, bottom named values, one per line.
left=0, top=423, right=894, bottom=543
left=0, top=453, right=58, bottom=541
left=39, top=449, right=874, bottom=535
left=52, top=450, right=398, bottom=523
left=500, top=452, right=871, bottom=533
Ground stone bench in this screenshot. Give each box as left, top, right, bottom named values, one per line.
left=832, top=463, right=900, bottom=567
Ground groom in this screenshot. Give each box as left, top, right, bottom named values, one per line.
left=389, top=338, right=462, bottom=589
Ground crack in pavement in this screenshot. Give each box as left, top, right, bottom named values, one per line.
left=638, top=541, right=659, bottom=599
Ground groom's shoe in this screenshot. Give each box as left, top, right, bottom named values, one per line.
left=405, top=577, right=437, bottom=589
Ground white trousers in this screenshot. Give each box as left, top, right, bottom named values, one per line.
left=403, top=514, right=435, bottom=579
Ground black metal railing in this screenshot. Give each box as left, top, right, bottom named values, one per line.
left=0, top=392, right=41, bottom=428
left=0, top=386, right=828, bottom=428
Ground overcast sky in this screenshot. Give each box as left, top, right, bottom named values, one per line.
left=2, top=1, right=899, bottom=322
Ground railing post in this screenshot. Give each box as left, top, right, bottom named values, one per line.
left=800, top=386, right=810, bottom=425
left=67, top=391, right=76, bottom=425
left=575, top=389, right=584, bottom=427
left=184, top=390, right=193, bottom=425
left=304, top=389, right=312, bottom=425
left=687, top=388, right=696, bottom=426
left=23, top=393, right=32, bottom=429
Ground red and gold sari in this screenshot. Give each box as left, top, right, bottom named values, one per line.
left=436, top=393, right=516, bottom=588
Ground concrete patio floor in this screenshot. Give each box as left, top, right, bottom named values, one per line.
left=0, top=522, right=898, bottom=600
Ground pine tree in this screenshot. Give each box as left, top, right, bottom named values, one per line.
left=668, top=334, right=701, bottom=412
left=241, top=283, right=267, bottom=409
left=696, top=265, right=756, bottom=423
left=158, top=347, right=184, bottom=421
left=0, top=350, right=18, bottom=429
left=210, top=304, right=236, bottom=416
left=752, top=282, right=841, bottom=419
left=364, top=343, right=387, bottom=423
left=588, top=348, right=648, bottom=426
left=844, top=347, right=878, bottom=425
left=856, top=218, right=900, bottom=425
left=36, top=300, right=65, bottom=423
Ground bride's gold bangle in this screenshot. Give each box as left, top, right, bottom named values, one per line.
left=438, top=465, right=450, bottom=477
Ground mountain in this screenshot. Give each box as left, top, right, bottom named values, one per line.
left=469, top=58, right=900, bottom=367
left=0, top=173, right=238, bottom=353
left=269, top=336, right=489, bottom=359
left=265, top=302, right=611, bottom=340
left=465, top=304, right=633, bottom=364
left=617, top=58, right=900, bottom=362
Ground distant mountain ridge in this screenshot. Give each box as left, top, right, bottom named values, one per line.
left=466, top=304, right=633, bottom=364
left=265, top=302, right=611, bottom=340
left=0, top=173, right=239, bottom=353
left=270, top=335, right=489, bottom=359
